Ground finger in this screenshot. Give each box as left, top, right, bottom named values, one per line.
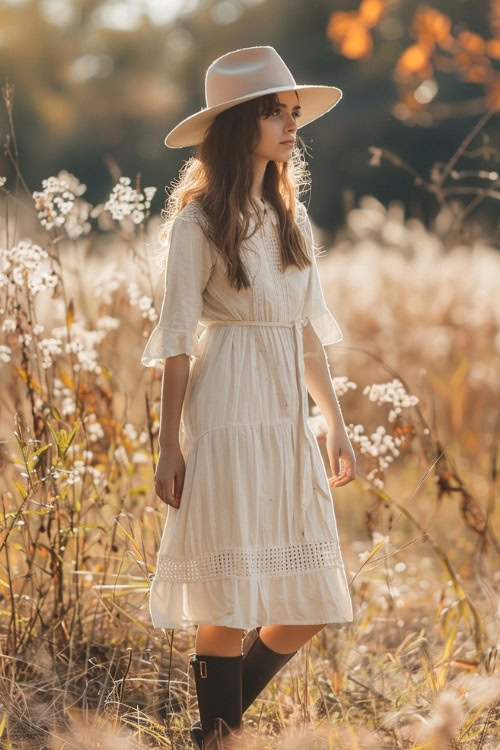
left=330, top=476, right=348, bottom=487
left=330, top=470, right=355, bottom=487
left=329, top=470, right=344, bottom=482
left=329, top=463, right=346, bottom=480
left=173, top=474, right=183, bottom=504
left=156, top=483, right=179, bottom=509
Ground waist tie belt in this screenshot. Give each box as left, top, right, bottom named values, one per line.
left=203, top=319, right=331, bottom=513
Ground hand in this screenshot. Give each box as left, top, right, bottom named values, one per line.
left=326, top=427, right=356, bottom=488
left=154, top=445, right=185, bottom=509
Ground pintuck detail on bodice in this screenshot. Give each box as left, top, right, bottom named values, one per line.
left=141, top=198, right=343, bottom=366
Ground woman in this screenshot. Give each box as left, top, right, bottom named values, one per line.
left=141, top=45, right=356, bottom=749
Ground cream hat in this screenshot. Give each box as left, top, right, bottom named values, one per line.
left=165, top=45, right=343, bottom=148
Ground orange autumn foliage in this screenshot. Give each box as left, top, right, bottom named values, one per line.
left=395, top=43, right=431, bottom=75
left=458, top=31, right=486, bottom=55
left=486, top=38, right=500, bottom=58
left=327, top=0, right=387, bottom=59
left=327, top=1, right=500, bottom=112
left=412, top=5, right=452, bottom=48
left=358, top=0, right=385, bottom=27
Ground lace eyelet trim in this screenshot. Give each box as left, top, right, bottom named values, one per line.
left=154, top=540, right=345, bottom=582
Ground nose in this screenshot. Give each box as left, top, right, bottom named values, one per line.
left=285, top=113, right=297, bottom=133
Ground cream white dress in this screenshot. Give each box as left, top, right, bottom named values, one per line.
left=141, top=198, right=353, bottom=629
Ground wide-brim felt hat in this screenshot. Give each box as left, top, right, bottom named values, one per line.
left=165, top=45, right=343, bottom=148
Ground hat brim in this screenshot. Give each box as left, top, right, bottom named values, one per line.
left=164, top=84, right=343, bottom=148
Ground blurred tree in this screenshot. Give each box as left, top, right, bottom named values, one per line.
left=0, top=0, right=498, bottom=237
left=327, top=0, right=500, bottom=120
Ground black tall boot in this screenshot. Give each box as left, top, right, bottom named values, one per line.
left=189, top=653, right=243, bottom=749
left=241, top=627, right=298, bottom=713
left=190, top=628, right=298, bottom=741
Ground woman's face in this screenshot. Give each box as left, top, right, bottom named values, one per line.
left=253, top=90, right=301, bottom=163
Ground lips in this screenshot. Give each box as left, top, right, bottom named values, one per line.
left=280, top=141, right=295, bottom=145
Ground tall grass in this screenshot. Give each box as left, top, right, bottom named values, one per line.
left=0, top=80, right=499, bottom=748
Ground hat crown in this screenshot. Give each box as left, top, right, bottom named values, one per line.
left=205, top=46, right=296, bottom=108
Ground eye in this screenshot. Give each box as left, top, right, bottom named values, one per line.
left=272, top=107, right=302, bottom=119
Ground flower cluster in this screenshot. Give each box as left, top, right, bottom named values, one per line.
left=347, top=423, right=403, bottom=487
left=94, top=263, right=129, bottom=305
left=33, top=320, right=115, bottom=371
left=104, top=176, right=156, bottom=225
left=127, top=281, right=158, bottom=321
left=38, top=337, right=63, bottom=369
left=32, top=171, right=93, bottom=238
left=32, top=175, right=75, bottom=230
left=363, top=378, right=419, bottom=422
left=0, top=239, right=59, bottom=296
left=52, top=377, right=76, bottom=416
left=84, top=413, right=105, bottom=443
left=0, top=345, right=11, bottom=363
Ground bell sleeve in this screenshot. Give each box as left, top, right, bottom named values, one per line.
left=141, top=215, right=215, bottom=366
left=299, top=205, right=343, bottom=347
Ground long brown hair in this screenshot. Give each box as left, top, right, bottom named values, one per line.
left=157, top=92, right=313, bottom=290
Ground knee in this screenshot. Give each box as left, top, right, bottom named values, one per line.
left=308, top=623, right=327, bottom=638
left=196, top=625, right=246, bottom=656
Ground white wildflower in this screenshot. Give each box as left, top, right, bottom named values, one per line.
left=18, top=333, right=33, bottom=346
left=84, top=415, right=104, bottom=442
left=123, top=423, right=138, bottom=441
left=94, top=262, right=128, bottom=304
left=29, top=269, right=59, bottom=295
left=331, top=375, right=357, bottom=397
left=114, top=444, right=129, bottom=466
left=51, top=320, right=104, bottom=373
left=32, top=175, right=75, bottom=230
left=38, top=337, right=63, bottom=368
left=74, top=348, right=100, bottom=374
left=363, top=379, right=419, bottom=418
left=0, top=345, right=12, bottom=363
left=64, top=196, right=93, bottom=239
left=96, top=316, right=120, bottom=331
left=2, top=318, right=16, bottom=333
left=61, top=396, right=76, bottom=416
left=127, top=281, right=141, bottom=305
left=0, top=239, right=58, bottom=297
left=103, top=176, right=156, bottom=226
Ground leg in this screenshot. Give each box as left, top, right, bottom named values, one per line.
left=191, top=626, right=245, bottom=749
left=259, top=623, right=326, bottom=653
left=196, top=624, right=245, bottom=656
left=240, top=623, right=327, bottom=715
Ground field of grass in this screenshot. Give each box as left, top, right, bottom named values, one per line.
left=0, top=166, right=499, bottom=749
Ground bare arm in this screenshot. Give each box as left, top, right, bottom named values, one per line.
left=155, top=354, right=190, bottom=508
left=302, top=320, right=356, bottom=487
left=302, top=320, right=345, bottom=431
left=158, top=354, right=190, bottom=449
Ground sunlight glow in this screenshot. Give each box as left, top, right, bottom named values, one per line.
left=92, top=0, right=200, bottom=31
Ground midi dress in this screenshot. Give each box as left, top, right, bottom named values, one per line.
left=141, top=197, right=353, bottom=630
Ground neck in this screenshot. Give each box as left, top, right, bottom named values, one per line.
left=250, top=154, right=268, bottom=200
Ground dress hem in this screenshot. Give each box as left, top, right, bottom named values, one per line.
left=150, top=615, right=354, bottom=630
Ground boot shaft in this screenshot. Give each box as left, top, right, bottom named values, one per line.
left=190, top=653, right=243, bottom=747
